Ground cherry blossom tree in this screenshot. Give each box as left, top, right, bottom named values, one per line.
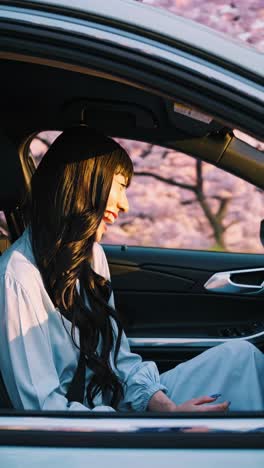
left=109, top=138, right=264, bottom=252
left=136, top=0, right=264, bottom=52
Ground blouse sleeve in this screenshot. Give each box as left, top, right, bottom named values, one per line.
left=0, top=273, right=114, bottom=412
left=95, top=243, right=168, bottom=412
left=112, top=327, right=168, bottom=412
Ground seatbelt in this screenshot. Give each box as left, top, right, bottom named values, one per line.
left=0, top=370, right=13, bottom=409
left=59, top=307, right=86, bottom=405
left=62, top=279, right=112, bottom=405
left=66, top=350, right=86, bottom=404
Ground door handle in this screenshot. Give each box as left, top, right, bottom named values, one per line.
left=204, top=268, right=264, bottom=294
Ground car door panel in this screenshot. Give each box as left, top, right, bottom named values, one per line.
left=104, top=245, right=264, bottom=371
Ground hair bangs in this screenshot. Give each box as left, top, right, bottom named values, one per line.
left=111, top=147, right=134, bottom=187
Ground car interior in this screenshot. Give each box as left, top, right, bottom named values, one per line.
left=0, top=58, right=264, bottom=411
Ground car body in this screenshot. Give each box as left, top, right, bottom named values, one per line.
left=0, top=0, right=264, bottom=466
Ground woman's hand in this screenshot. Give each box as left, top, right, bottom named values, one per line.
left=172, top=395, right=230, bottom=412
left=148, top=390, right=230, bottom=412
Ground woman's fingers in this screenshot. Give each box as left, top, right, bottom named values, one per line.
left=197, top=401, right=230, bottom=412
left=188, top=395, right=230, bottom=411
left=191, top=395, right=221, bottom=405
left=175, top=396, right=230, bottom=412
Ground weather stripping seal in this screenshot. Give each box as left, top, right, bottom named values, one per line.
left=1, top=6, right=264, bottom=103
left=128, top=330, right=264, bottom=348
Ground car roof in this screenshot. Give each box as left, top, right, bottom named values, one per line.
left=19, top=0, right=264, bottom=79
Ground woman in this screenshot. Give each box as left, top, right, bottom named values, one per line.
left=0, top=126, right=263, bottom=412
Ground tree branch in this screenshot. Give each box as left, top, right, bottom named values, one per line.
left=138, top=145, right=152, bottom=159
left=134, top=163, right=230, bottom=249
left=34, top=135, right=51, bottom=149
left=161, top=150, right=170, bottom=159
left=224, top=219, right=239, bottom=231
left=216, top=198, right=230, bottom=223
left=196, top=159, right=203, bottom=192
left=133, top=171, right=197, bottom=192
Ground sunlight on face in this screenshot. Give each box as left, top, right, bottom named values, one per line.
left=96, top=173, right=129, bottom=242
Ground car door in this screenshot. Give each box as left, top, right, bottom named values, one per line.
left=101, top=130, right=264, bottom=373
left=105, top=243, right=264, bottom=372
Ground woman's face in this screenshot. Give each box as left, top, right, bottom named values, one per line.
left=96, top=172, right=129, bottom=242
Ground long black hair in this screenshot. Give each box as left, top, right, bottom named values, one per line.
left=29, top=127, right=133, bottom=408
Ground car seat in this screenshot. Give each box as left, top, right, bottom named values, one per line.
left=0, top=130, right=26, bottom=408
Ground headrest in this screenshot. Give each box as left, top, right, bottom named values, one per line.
left=0, top=131, right=25, bottom=211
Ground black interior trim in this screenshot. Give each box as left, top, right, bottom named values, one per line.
left=1, top=58, right=262, bottom=187
left=2, top=0, right=264, bottom=85
left=1, top=427, right=264, bottom=448
left=0, top=409, right=264, bottom=417
left=105, top=246, right=264, bottom=272
left=0, top=18, right=263, bottom=139
left=1, top=410, right=264, bottom=448
left=0, top=59, right=225, bottom=141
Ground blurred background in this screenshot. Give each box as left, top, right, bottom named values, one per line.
left=137, top=0, right=264, bottom=52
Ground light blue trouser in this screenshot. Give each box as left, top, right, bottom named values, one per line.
left=160, top=340, right=264, bottom=411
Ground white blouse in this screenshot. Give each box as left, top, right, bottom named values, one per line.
left=0, top=229, right=166, bottom=412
